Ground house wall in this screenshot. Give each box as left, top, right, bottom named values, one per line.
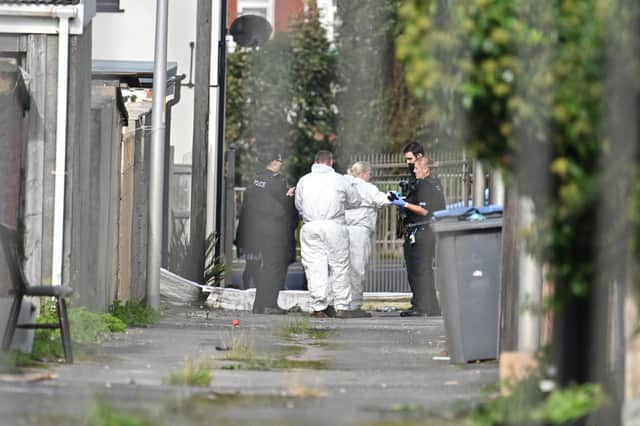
left=92, top=0, right=200, bottom=164
left=274, top=0, right=304, bottom=32
left=0, top=63, right=27, bottom=296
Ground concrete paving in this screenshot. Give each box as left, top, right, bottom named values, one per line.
left=0, top=303, right=498, bottom=426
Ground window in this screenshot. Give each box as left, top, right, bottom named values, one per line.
left=96, top=0, right=123, bottom=13
left=238, top=7, right=268, bottom=19
left=237, top=0, right=273, bottom=28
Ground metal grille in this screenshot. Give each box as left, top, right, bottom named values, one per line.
left=350, top=151, right=469, bottom=292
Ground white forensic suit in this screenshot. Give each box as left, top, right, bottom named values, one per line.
left=295, top=164, right=361, bottom=312
left=344, top=175, right=390, bottom=309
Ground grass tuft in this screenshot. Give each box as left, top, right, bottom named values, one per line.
left=163, top=358, right=213, bottom=387
left=86, top=398, right=151, bottom=426
left=108, top=300, right=159, bottom=327
left=276, top=318, right=331, bottom=340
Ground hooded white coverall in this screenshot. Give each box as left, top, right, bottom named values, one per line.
left=295, top=164, right=361, bottom=311
left=344, top=175, right=390, bottom=309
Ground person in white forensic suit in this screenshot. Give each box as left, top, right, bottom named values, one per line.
left=344, top=161, right=390, bottom=314
left=295, top=150, right=365, bottom=318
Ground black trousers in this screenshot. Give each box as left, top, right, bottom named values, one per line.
left=241, top=253, right=261, bottom=289
left=252, top=245, right=290, bottom=313
left=403, top=228, right=441, bottom=315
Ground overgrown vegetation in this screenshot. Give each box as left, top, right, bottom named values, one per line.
left=205, top=232, right=225, bottom=286
left=86, top=398, right=151, bottom=426
left=163, top=358, right=213, bottom=387
left=221, top=329, right=329, bottom=371
left=108, top=299, right=159, bottom=327
left=396, top=0, right=639, bottom=408
left=470, top=376, right=607, bottom=425
left=397, top=0, right=640, bottom=305
left=32, top=300, right=127, bottom=361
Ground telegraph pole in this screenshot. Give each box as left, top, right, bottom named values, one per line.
left=148, top=0, right=169, bottom=308
left=188, top=0, right=213, bottom=282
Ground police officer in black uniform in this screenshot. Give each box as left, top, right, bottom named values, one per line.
left=237, top=152, right=298, bottom=314
left=390, top=155, right=446, bottom=317
left=402, top=141, right=425, bottom=191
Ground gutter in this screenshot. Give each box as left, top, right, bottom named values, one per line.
left=0, top=4, right=91, bottom=35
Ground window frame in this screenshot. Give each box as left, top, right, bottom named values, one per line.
left=237, top=0, right=274, bottom=29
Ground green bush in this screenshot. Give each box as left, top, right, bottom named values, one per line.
left=397, top=0, right=640, bottom=308
left=86, top=399, right=151, bottom=426
left=163, top=359, right=212, bottom=387
left=470, top=377, right=606, bottom=426
left=108, top=299, right=159, bottom=327
left=32, top=300, right=127, bottom=360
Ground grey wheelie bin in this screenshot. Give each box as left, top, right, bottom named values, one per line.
left=431, top=206, right=503, bottom=363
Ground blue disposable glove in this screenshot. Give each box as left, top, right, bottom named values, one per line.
left=391, top=199, right=407, bottom=208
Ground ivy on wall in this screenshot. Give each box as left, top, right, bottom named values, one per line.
left=397, top=0, right=640, bottom=304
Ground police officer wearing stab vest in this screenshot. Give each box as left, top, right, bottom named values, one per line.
left=237, top=152, right=297, bottom=314
left=389, top=155, right=446, bottom=317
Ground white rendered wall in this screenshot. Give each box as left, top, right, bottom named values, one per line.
left=92, top=0, right=221, bottom=164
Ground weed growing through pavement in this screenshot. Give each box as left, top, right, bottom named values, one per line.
left=221, top=328, right=328, bottom=370
left=163, top=357, right=213, bottom=387
left=108, top=299, right=159, bottom=327
left=86, top=398, right=152, bottom=426
left=221, top=329, right=255, bottom=359
left=276, top=318, right=331, bottom=340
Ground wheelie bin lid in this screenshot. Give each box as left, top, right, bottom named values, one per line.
left=431, top=205, right=503, bottom=232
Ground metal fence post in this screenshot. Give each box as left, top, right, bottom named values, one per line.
left=223, top=147, right=236, bottom=287
left=490, top=169, right=505, bottom=206
left=472, top=160, right=485, bottom=207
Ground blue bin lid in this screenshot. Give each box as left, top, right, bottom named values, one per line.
left=433, top=204, right=503, bottom=220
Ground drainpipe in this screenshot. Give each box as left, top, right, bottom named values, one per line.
left=50, top=8, right=78, bottom=287
left=213, top=0, right=229, bottom=258
left=162, top=74, right=186, bottom=266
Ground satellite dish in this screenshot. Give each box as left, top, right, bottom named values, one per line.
left=229, top=14, right=273, bottom=48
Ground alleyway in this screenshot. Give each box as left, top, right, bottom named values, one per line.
left=0, top=304, right=497, bottom=425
